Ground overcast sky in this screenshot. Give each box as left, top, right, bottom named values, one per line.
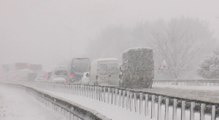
left=0, top=0, right=219, bottom=68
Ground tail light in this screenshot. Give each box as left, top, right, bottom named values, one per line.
left=69, top=73, right=75, bottom=78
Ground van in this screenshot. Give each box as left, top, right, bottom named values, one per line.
left=90, top=58, right=120, bottom=86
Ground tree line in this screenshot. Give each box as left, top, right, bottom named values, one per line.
left=86, top=17, right=218, bottom=79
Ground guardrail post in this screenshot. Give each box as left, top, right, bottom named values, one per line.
left=85, top=85, right=87, bottom=97
left=118, top=90, right=121, bottom=107
left=114, top=89, right=117, bottom=105
left=81, top=85, right=83, bottom=96
left=78, top=85, right=80, bottom=95
left=100, top=86, right=103, bottom=102
left=89, top=85, right=91, bottom=98
left=85, top=85, right=88, bottom=97
left=87, top=85, right=90, bottom=98
left=93, top=86, right=95, bottom=99
left=119, top=89, right=122, bottom=107
left=126, top=91, right=130, bottom=109
left=108, top=88, right=110, bottom=104
left=134, top=92, right=137, bottom=112
left=77, top=85, right=80, bottom=95
left=97, top=86, right=100, bottom=101
left=98, top=86, right=101, bottom=101
left=78, top=84, right=80, bottom=95
left=95, top=86, right=98, bottom=100
left=103, top=87, right=106, bottom=102
left=81, top=85, right=84, bottom=96
left=130, top=92, right=133, bottom=112
left=73, top=85, right=75, bottom=94
left=75, top=85, right=77, bottom=94
left=151, top=95, right=155, bottom=119
left=139, top=93, right=143, bottom=114
left=118, top=89, right=121, bottom=107
left=201, top=103, right=205, bottom=120
left=181, top=100, right=186, bottom=120
left=77, top=85, right=79, bottom=95
left=88, top=85, right=91, bottom=98
left=114, top=88, right=117, bottom=105
left=90, top=86, right=93, bottom=99
left=158, top=96, right=162, bottom=120
left=96, top=86, right=98, bottom=100
left=145, top=94, right=149, bottom=116
left=190, top=102, right=195, bottom=120
left=122, top=90, right=125, bottom=108
left=165, top=98, right=169, bottom=120
left=173, top=99, right=177, bottom=120
left=93, top=86, right=96, bottom=100
left=80, top=85, right=83, bottom=96
left=211, top=105, right=216, bottom=120
left=111, top=88, right=114, bottom=104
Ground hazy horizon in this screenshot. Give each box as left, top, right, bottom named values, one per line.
left=1, top=0, right=219, bottom=69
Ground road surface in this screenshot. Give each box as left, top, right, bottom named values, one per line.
left=0, top=84, right=66, bottom=120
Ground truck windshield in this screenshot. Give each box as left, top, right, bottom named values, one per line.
left=98, top=63, right=119, bottom=74
left=72, top=59, right=90, bottom=73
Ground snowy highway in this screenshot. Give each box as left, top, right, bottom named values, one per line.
left=0, top=84, right=66, bottom=120
left=1, top=82, right=219, bottom=120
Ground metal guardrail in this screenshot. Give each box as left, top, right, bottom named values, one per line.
left=153, top=80, right=219, bottom=86
left=29, top=81, right=219, bottom=120
left=2, top=82, right=111, bottom=120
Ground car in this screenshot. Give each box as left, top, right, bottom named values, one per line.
left=50, top=67, right=69, bottom=83
left=34, top=72, right=48, bottom=82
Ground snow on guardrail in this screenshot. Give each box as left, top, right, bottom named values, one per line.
left=20, top=81, right=219, bottom=120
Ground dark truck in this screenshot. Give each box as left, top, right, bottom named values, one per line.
left=68, top=58, right=90, bottom=82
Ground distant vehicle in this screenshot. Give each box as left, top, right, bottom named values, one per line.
left=90, top=58, right=120, bottom=86
left=68, top=58, right=90, bottom=82
left=16, top=69, right=36, bottom=81
left=34, top=72, right=48, bottom=82
left=50, top=67, right=69, bottom=83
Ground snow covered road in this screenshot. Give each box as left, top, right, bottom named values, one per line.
left=0, top=84, right=66, bottom=120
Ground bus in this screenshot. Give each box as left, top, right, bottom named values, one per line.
left=90, top=58, right=120, bottom=86
left=69, top=58, right=90, bottom=82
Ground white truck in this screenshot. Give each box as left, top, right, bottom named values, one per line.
left=90, top=58, right=120, bottom=86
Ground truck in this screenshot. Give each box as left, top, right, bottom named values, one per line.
left=68, top=58, right=90, bottom=82
left=90, top=58, right=120, bottom=86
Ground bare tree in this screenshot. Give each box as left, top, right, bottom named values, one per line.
left=149, top=18, right=216, bottom=79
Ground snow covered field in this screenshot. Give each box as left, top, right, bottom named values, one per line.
left=0, top=84, right=66, bottom=120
